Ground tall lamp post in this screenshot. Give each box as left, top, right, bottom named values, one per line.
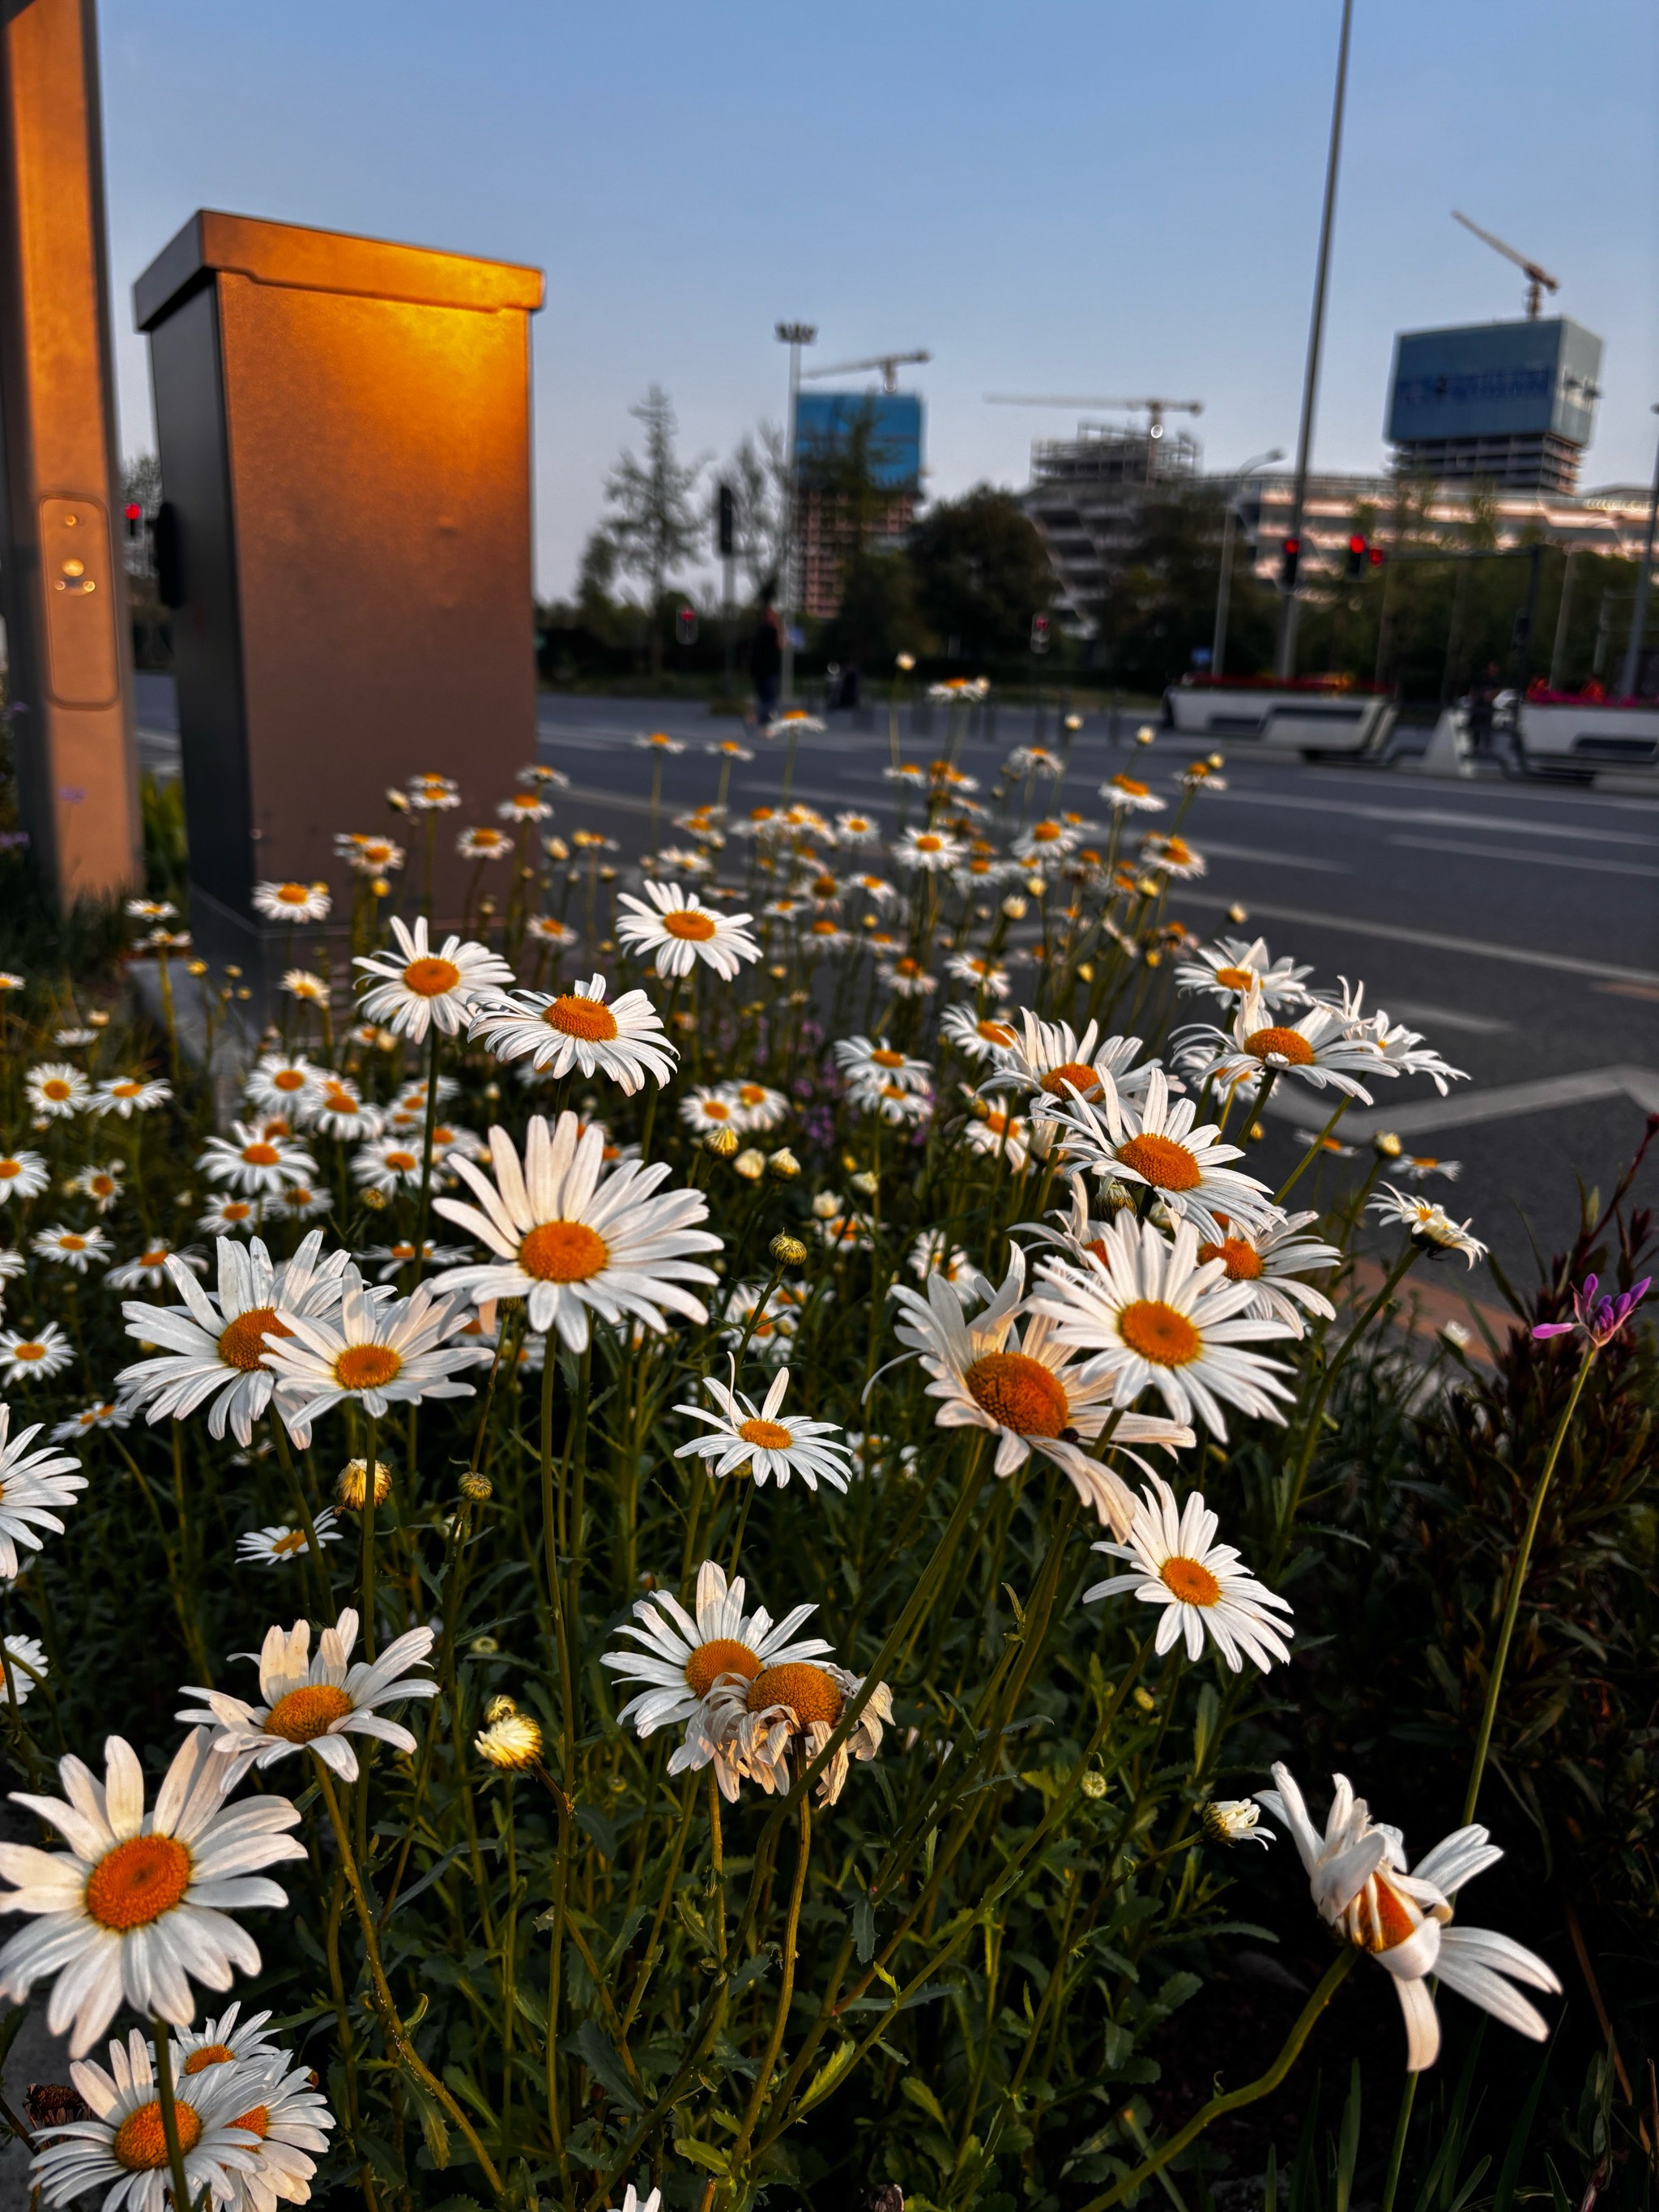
left=1275, top=0, right=1356, bottom=680
left=1617, top=403, right=1659, bottom=700
left=1212, top=447, right=1285, bottom=680
left=775, top=319, right=817, bottom=707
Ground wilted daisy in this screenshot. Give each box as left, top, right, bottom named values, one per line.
left=180, top=1608, right=436, bottom=1783
left=0, top=1729, right=305, bottom=2055
left=244, top=1054, right=324, bottom=1117
left=1084, top=1475, right=1293, bottom=1672
left=237, top=1512, right=341, bottom=1566
left=673, top=1364, right=855, bottom=1492
left=252, top=880, right=331, bottom=923
left=1202, top=1799, right=1273, bottom=1848
left=198, top=1123, right=318, bottom=1201
left=1194, top=1211, right=1339, bottom=1332
left=616, top=882, right=760, bottom=981
left=25, top=1064, right=88, bottom=1118
left=32, top=1224, right=111, bottom=1274
left=705, top=1648, right=893, bottom=1808
left=354, top=914, right=514, bottom=1042
left=118, top=1229, right=352, bottom=1448
left=889, top=1251, right=1191, bottom=1531
left=433, top=1111, right=720, bottom=1351
left=1030, top=1215, right=1296, bottom=1439
left=0, top=1324, right=74, bottom=1382
left=0, top=1633, right=46, bottom=1706
left=471, top=974, right=676, bottom=1093
left=1175, top=935, right=1313, bottom=1012
left=71, top=1163, right=124, bottom=1215
left=0, top=1405, right=87, bottom=1577
left=89, top=1075, right=173, bottom=1120
left=603, top=1560, right=835, bottom=1800
left=1053, top=1069, right=1273, bottom=1241
left=1256, top=1766, right=1560, bottom=2072
left=1370, top=1187, right=1487, bottom=1267
left=0, top=1150, right=49, bottom=1206
left=28, top=2027, right=267, bottom=2212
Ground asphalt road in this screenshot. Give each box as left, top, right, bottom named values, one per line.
left=134, top=677, right=1659, bottom=1296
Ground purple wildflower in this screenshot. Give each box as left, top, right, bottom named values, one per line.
left=1532, top=1271, right=1651, bottom=1349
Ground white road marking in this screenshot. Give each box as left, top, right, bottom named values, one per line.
left=1381, top=1000, right=1512, bottom=1035
left=1268, top=1064, right=1659, bottom=1139
left=1180, top=837, right=1350, bottom=875
left=1203, top=786, right=1659, bottom=845
left=1389, top=834, right=1659, bottom=879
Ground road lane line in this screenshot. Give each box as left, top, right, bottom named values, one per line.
left=1268, top=1064, right=1659, bottom=1139
left=1388, top=835, right=1659, bottom=879
left=1201, top=788, right=1659, bottom=844
left=1182, top=837, right=1350, bottom=875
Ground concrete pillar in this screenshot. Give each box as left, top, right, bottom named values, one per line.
left=0, top=0, right=140, bottom=906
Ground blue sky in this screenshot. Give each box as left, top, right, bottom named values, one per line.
left=99, top=1, right=1658, bottom=599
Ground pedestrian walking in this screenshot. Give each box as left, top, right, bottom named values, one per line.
left=750, top=583, right=783, bottom=730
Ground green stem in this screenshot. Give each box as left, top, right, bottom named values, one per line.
left=150, top=2016, right=194, bottom=2212
left=412, top=1025, right=441, bottom=1289
left=1274, top=1092, right=1352, bottom=1205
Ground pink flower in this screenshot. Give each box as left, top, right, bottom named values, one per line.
left=1532, top=1272, right=1650, bottom=1349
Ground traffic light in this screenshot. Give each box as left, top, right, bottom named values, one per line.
left=676, top=604, right=699, bottom=647
left=716, top=481, right=735, bottom=559
left=1345, top=532, right=1367, bottom=580
left=123, top=501, right=143, bottom=541
left=1367, top=544, right=1385, bottom=571
left=1279, top=536, right=1300, bottom=592
left=1030, top=612, right=1051, bottom=656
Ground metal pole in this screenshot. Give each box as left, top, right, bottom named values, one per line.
left=1212, top=450, right=1282, bottom=681
left=1617, top=405, right=1659, bottom=699
left=1547, top=545, right=1576, bottom=691
left=775, top=320, right=816, bottom=708
left=722, top=549, right=736, bottom=697
left=1275, top=0, right=1355, bottom=681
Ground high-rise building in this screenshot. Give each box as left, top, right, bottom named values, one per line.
left=793, top=391, right=922, bottom=619
left=1385, top=318, right=1602, bottom=493
left=1018, top=421, right=1201, bottom=632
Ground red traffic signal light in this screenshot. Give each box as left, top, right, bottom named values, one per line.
left=123, top=501, right=143, bottom=540
left=1367, top=545, right=1385, bottom=569
left=675, top=604, right=699, bottom=647
left=1345, top=532, right=1367, bottom=580
left=1280, top=536, right=1301, bottom=591
left=1030, top=612, right=1051, bottom=655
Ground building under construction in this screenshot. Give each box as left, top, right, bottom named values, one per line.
left=1018, top=419, right=1201, bottom=631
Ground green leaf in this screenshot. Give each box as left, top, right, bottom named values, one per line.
left=1334, top=2061, right=1360, bottom=2212
left=902, top=2075, right=949, bottom=2128
left=575, top=1803, right=621, bottom=1860
left=795, top=2040, right=857, bottom=2116
left=852, top=1892, right=876, bottom=1965
left=1192, top=1682, right=1220, bottom=1772
left=673, top=2138, right=731, bottom=2176
left=567, top=2019, right=642, bottom=2115
left=407, top=2080, right=451, bottom=2171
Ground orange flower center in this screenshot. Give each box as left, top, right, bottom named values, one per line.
left=231, top=2105, right=271, bottom=2139
left=871, top=1048, right=905, bottom=1069
left=273, top=1069, right=306, bottom=1091
left=545, top=994, right=619, bottom=1042
left=915, top=835, right=942, bottom=852
left=962, top=1351, right=1068, bottom=1437
left=265, top=1682, right=355, bottom=1742
left=334, top=1343, right=403, bottom=1392
left=1160, top=1555, right=1222, bottom=1607
left=220, top=1203, right=253, bottom=1223
left=1041, top=1061, right=1101, bottom=1098
left=0, top=1163, right=18, bottom=1180
left=1361, top=1876, right=1421, bottom=1953
left=42, top=1079, right=71, bottom=1100
left=1118, top=1300, right=1202, bottom=1366
left=1245, top=1026, right=1314, bottom=1065
left=271, top=1529, right=308, bottom=1557
left=700, top=1100, right=731, bottom=1121
left=1197, top=1236, right=1263, bottom=1280
left=140, top=1249, right=168, bottom=1267
left=1162, top=839, right=1192, bottom=865
left=737, top=1084, right=766, bottom=1106
left=85, top=1834, right=193, bottom=1930
left=13, top=1342, right=45, bottom=1360
left=182, top=2043, right=235, bottom=2075
left=1115, top=1134, right=1201, bottom=1191
left=112, top=1081, right=143, bottom=1098
left=809, top=919, right=838, bottom=936
left=978, top=1021, right=1016, bottom=1046
left=1030, top=821, right=1061, bottom=842
left=114, top=2099, right=203, bottom=2171
left=275, top=884, right=309, bottom=905
left=1112, top=776, right=1148, bottom=796
left=1213, top=965, right=1255, bottom=990
left=519, top=1221, right=609, bottom=1282
left=737, top=1416, right=793, bottom=1450
left=747, top=1662, right=843, bottom=1726
left=662, top=909, right=717, bottom=942
left=59, top=1235, right=86, bottom=1252
left=403, top=956, right=462, bottom=997
left=218, top=1308, right=292, bottom=1371
left=383, top=1151, right=419, bottom=1172
left=241, top=1142, right=281, bottom=1167
left=89, top=1176, right=115, bottom=1196
left=684, top=1638, right=761, bottom=1698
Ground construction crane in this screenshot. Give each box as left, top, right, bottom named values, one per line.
left=801, top=348, right=930, bottom=394
left=1452, top=210, right=1560, bottom=320
left=985, top=395, right=1204, bottom=438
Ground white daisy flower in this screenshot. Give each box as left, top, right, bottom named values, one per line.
left=470, top=974, right=676, bottom=1094
left=278, top=1183, right=335, bottom=1223
left=349, top=1136, right=429, bottom=1196
left=406, top=771, right=461, bottom=811
left=335, top=833, right=406, bottom=875
left=906, top=1230, right=975, bottom=1289
left=526, top=915, right=578, bottom=947
left=833, top=1036, right=932, bottom=1105
left=833, top=809, right=880, bottom=845
left=1175, top=936, right=1313, bottom=1012
left=876, top=953, right=939, bottom=1000
left=724, top=1079, right=789, bottom=1133
left=90, top=1076, right=173, bottom=1119
left=1030, top=1215, right=1296, bottom=1440
left=1012, top=818, right=1080, bottom=865
left=28, top=2027, right=265, bottom=2212
left=0, top=1324, right=74, bottom=1382
left=0, top=1730, right=305, bottom=2056
left=237, top=1512, right=341, bottom=1566
left=0, top=1406, right=86, bottom=1578
left=50, top=1402, right=130, bottom=1441
left=980, top=1010, right=1158, bottom=1116
left=0, top=1151, right=49, bottom=1206
left=499, top=790, right=553, bottom=824
left=355, top=1238, right=472, bottom=1282
left=260, top=1272, right=486, bottom=1426
left=1256, top=1766, right=1560, bottom=2073
left=1202, top=1799, right=1273, bottom=1848
left=944, top=950, right=1012, bottom=1000
left=71, top=1164, right=125, bottom=1215
left=1083, top=1475, right=1293, bottom=1672
left=305, top=1075, right=384, bottom=1143
left=602, top=1560, right=834, bottom=1800
left=817, top=1210, right=874, bottom=1253
left=1140, top=832, right=1205, bottom=878
left=672, top=1364, right=855, bottom=1493
left=173, top=1998, right=283, bottom=2077
left=704, top=1651, right=893, bottom=1808
left=252, top=880, right=331, bottom=923
left=615, top=882, right=760, bottom=981
left=1369, top=1186, right=1487, bottom=1268
left=457, top=825, right=514, bottom=861
left=353, top=915, right=514, bottom=1042
left=164, top=2027, right=335, bottom=2212
left=433, top=1111, right=720, bottom=1351
left=281, top=970, right=331, bottom=1005
left=847, top=869, right=898, bottom=907
left=117, top=1230, right=353, bottom=1449
left=25, top=1064, right=88, bottom=1119
left=1099, top=771, right=1165, bottom=813
left=677, top=1086, right=741, bottom=1137
left=1051, top=1068, right=1274, bottom=1241
left=32, top=1224, right=110, bottom=1274
left=180, top=1608, right=437, bottom=1784
left=1194, top=1211, right=1339, bottom=1333
left=54, top=1027, right=96, bottom=1047
left=962, top=1100, right=1030, bottom=1173
left=196, top=1197, right=259, bottom=1239
left=244, top=1055, right=324, bottom=1117
left=717, top=1280, right=805, bottom=1362
left=1399, top=1154, right=1461, bottom=1184
left=1179, top=983, right=1384, bottom=1104
left=0, top=1633, right=46, bottom=1706
left=939, top=1005, right=1021, bottom=1064
left=198, top=1124, right=317, bottom=1200
left=893, top=826, right=967, bottom=873
left=889, top=1250, right=1192, bottom=1532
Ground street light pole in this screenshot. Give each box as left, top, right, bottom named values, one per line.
left=1275, top=0, right=1355, bottom=681
left=1212, top=447, right=1285, bottom=680
left=775, top=320, right=817, bottom=707
left=1617, top=404, right=1659, bottom=700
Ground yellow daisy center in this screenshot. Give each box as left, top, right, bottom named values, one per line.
left=871, top=1049, right=905, bottom=1069
left=112, top=1081, right=143, bottom=1099
left=1160, top=1555, right=1222, bottom=1607
left=275, top=883, right=309, bottom=905
left=383, top=1150, right=419, bottom=1172
left=42, top=1079, right=71, bottom=1100
left=1213, top=965, right=1256, bottom=990
left=88, top=1176, right=115, bottom=1197
left=231, top=2105, right=271, bottom=2139
left=1041, top=1061, right=1101, bottom=1098
left=273, top=1069, right=306, bottom=1091
left=182, top=2043, right=235, bottom=2075
left=403, top=956, right=462, bottom=997
left=85, top=1834, right=192, bottom=1931
left=218, top=1308, right=292, bottom=1372
left=544, top=994, right=619, bottom=1042
left=1112, top=775, right=1148, bottom=796
left=519, top=1221, right=609, bottom=1282
left=747, top=1662, right=843, bottom=1726
left=271, top=1529, right=308, bottom=1557
left=1030, top=821, right=1061, bottom=842
left=334, top=1343, right=403, bottom=1392
left=1115, top=1134, right=1202, bottom=1191
left=737, top=1416, right=793, bottom=1450
left=684, top=1638, right=761, bottom=1698
left=1361, top=1876, right=1421, bottom=1954
left=977, top=1020, right=1016, bottom=1046
left=1118, top=1300, right=1202, bottom=1366
left=0, top=1162, right=19, bottom=1180
left=114, top=2100, right=202, bottom=2171
left=241, top=1142, right=281, bottom=1167
left=662, top=909, right=717, bottom=942
left=1197, top=1236, right=1263, bottom=1280
left=1245, top=1026, right=1313, bottom=1065
left=962, top=1351, right=1069, bottom=1437
left=265, top=1682, right=355, bottom=1743
left=58, top=1235, right=86, bottom=1252
left=915, top=835, right=942, bottom=852
left=12, top=1341, right=45, bottom=1360
left=737, top=1084, right=766, bottom=1106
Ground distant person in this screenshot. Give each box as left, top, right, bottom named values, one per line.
left=750, top=586, right=783, bottom=729
left=1465, top=662, right=1500, bottom=758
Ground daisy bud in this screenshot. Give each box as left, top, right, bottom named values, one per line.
left=767, top=962, right=787, bottom=980
left=1202, top=1800, right=1269, bottom=1847
left=1227, top=903, right=1248, bottom=924
left=186, top=959, right=207, bottom=977
left=1001, top=895, right=1027, bottom=920
left=811, top=1191, right=841, bottom=1219
left=470, top=1634, right=500, bottom=1656
left=371, top=876, right=390, bottom=896
left=770, top=1232, right=808, bottom=1266
left=1080, top=1770, right=1107, bottom=1800
left=1134, top=724, right=1155, bottom=745
left=484, top=1693, right=519, bottom=1724
left=851, top=1170, right=878, bottom=1197
left=732, top=1147, right=766, bottom=1181
left=336, top=1458, right=392, bottom=1510
left=88, top=1010, right=110, bottom=1027
left=476, top=1710, right=543, bottom=1770
left=705, top=1126, right=740, bottom=1159
left=1025, top=876, right=1046, bottom=897
left=1143, top=949, right=1161, bottom=969
left=544, top=835, right=569, bottom=860
left=1135, top=877, right=1160, bottom=899
left=459, top=1471, right=493, bottom=1501
left=225, top=965, right=242, bottom=979
left=767, top=1148, right=801, bottom=1181
left=1208, top=751, right=1225, bottom=770
left=1247, top=1122, right=1265, bottom=1142
left=360, top=1185, right=390, bottom=1210
left=1374, top=1130, right=1403, bottom=1159
left=1132, top=1686, right=1156, bottom=1713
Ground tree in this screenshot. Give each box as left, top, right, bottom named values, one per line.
left=908, top=487, right=1052, bottom=658
left=823, top=549, right=924, bottom=672
left=726, top=425, right=788, bottom=603
left=603, top=387, right=706, bottom=670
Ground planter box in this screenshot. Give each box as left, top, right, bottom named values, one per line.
left=1516, top=699, right=1659, bottom=778
left=1162, top=684, right=1395, bottom=757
